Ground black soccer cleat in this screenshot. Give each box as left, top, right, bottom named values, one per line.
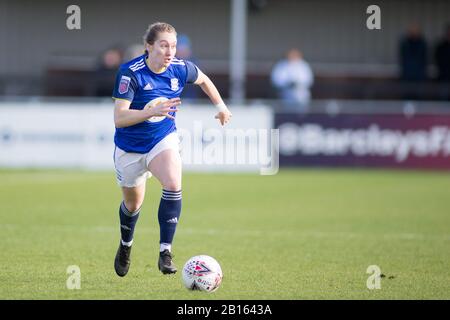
left=158, top=249, right=177, bottom=274
left=114, top=242, right=132, bottom=277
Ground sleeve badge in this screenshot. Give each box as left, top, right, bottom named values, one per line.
left=118, top=76, right=131, bottom=94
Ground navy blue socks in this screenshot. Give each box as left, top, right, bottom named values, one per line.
left=158, top=189, right=182, bottom=252
left=119, top=201, right=140, bottom=246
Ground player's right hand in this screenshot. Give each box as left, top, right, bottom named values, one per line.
left=146, top=97, right=181, bottom=120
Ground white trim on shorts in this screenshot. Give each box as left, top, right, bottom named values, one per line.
left=114, top=132, right=180, bottom=188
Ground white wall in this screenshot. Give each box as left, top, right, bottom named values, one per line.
left=0, top=101, right=273, bottom=173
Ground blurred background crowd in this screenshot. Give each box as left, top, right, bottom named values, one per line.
left=0, top=0, right=448, bottom=109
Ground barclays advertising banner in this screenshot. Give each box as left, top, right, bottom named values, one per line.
left=276, top=113, right=450, bottom=169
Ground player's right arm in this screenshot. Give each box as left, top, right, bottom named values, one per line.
left=112, top=68, right=180, bottom=128
left=114, top=98, right=181, bottom=128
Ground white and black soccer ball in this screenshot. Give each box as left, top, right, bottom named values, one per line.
left=182, top=255, right=223, bottom=293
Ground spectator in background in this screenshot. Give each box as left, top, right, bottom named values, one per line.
left=95, top=46, right=124, bottom=96
left=176, top=34, right=193, bottom=61
left=271, top=48, right=314, bottom=111
left=176, top=34, right=200, bottom=100
left=435, top=24, right=450, bottom=82
left=399, top=24, right=428, bottom=82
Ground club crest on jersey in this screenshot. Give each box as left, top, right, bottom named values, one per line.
left=118, top=76, right=131, bottom=94
left=170, top=78, right=179, bottom=91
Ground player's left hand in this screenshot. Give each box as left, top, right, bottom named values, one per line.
left=215, top=109, right=232, bottom=126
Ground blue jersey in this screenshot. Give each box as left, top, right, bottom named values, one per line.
left=112, top=54, right=198, bottom=153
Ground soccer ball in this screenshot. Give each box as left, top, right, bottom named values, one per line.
left=182, top=255, right=223, bottom=292
left=145, top=97, right=168, bottom=123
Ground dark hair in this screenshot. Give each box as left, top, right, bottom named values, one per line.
left=143, top=22, right=177, bottom=45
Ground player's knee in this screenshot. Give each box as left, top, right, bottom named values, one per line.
left=123, top=200, right=142, bottom=213
left=162, top=180, right=181, bottom=192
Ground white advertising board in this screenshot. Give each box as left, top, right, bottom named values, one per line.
left=0, top=101, right=273, bottom=173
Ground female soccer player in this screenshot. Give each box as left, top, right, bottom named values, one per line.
left=112, top=22, right=232, bottom=277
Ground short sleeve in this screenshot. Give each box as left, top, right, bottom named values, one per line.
left=185, top=60, right=199, bottom=84
left=112, top=68, right=138, bottom=102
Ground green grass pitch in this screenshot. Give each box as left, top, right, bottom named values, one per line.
left=0, top=168, right=449, bottom=299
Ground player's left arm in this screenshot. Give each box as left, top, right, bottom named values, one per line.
left=194, top=69, right=232, bottom=126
